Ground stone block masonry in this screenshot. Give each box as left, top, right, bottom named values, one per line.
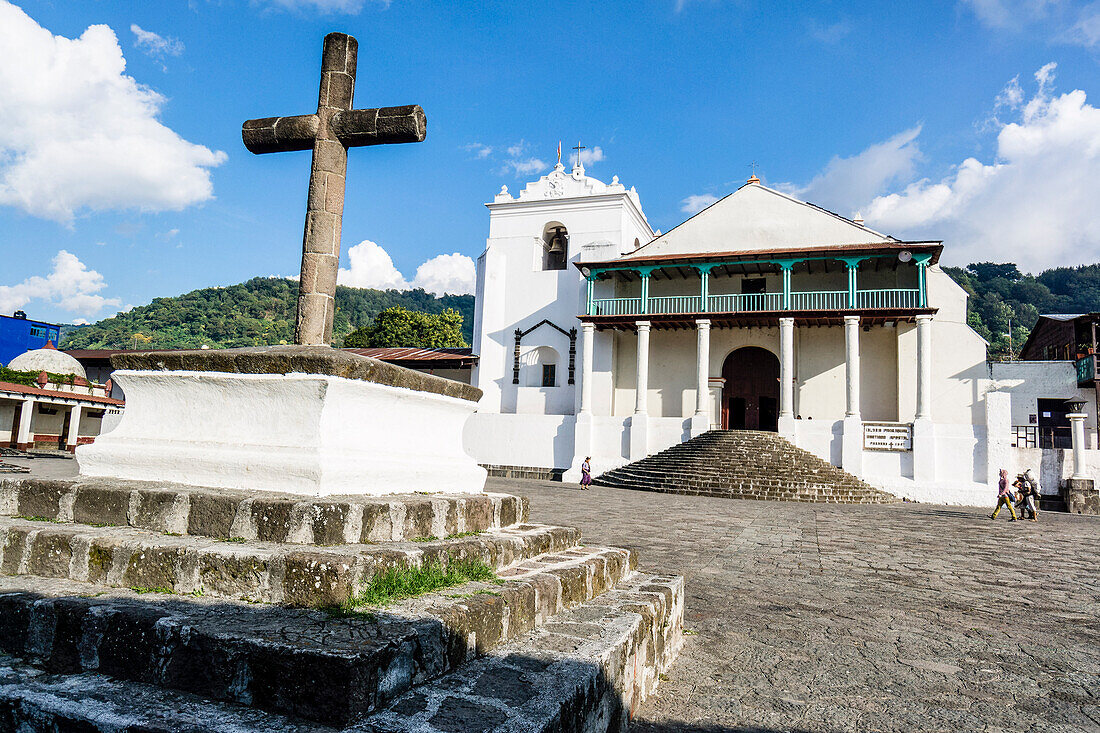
left=0, top=475, right=683, bottom=730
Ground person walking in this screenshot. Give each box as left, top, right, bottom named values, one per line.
left=1016, top=470, right=1039, bottom=521
left=991, top=468, right=1018, bottom=521
left=580, top=457, right=593, bottom=490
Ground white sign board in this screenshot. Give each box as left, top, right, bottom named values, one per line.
left=863, top=423, right=913, bottom=452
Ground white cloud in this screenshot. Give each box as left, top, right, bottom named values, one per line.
left=570, top=146, right=605, bottom=167
left=464, top=142, right=493, bottom=159
left=253, top=0, right=380, bottom=12
left=781, top=126, right=922, bottom=214
left=962, top=0, right=1100, bottom=48
left=338, top=240, right=409, bottom=290
left=71, top=318, right=90, bottom=326
left=961, top=0, right=1057, bottom=29
left=1065, top=3, right=1100, bottom=47
left=680, top=193, right=719, bottom=214
left=863, top=64, right=1100, bottom=271
left=807, top=19, right=852, bottom=44
left=337, top=240, right=476, bottom=295
left=130, top=24, right=183, bottom=65
left=0, top=3, right=227, bottom=223
left=499, top=140, right=549, bottom=177
left=0, top=250, right=120, bottom=317
left=412, top=253, right=476, bottom=295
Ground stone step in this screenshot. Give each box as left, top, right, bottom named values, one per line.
left=0, top=573, right=682, bottom=732
left=595, top=480, right=895, bottom=503
left=0, top=477, right=527, bottom=546
left=0, top=517, right=578, bottom=607
left=0, top=652, right=334, bottom=733
left=605, top=469, right=871, bottom=489
left=595, top=429, right=895, bottom=505
left=350, top=573, right=683, bottom=733
left=0, top=543, right=635, bottom=727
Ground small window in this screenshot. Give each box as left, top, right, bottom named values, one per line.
left=741, top=278, right=767, bottom=294
left=541, top=364, right=557, bottom=387
left=48, top=329, right=59, bottom=342
left=29, top=326, right=46, bottom=338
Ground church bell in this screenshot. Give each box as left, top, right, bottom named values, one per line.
left=547, top=227, right=568, bottom=254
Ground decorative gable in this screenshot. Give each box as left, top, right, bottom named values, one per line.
left=633, top=182, right=894, bottom=258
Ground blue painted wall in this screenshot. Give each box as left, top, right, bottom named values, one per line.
left=0, top=314, right=61, bottom=367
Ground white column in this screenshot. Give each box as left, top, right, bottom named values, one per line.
left=15, top=398, right=34, bottom=449
left=1069, top=411, right=1088, bottom=479
left=913, top=315, right=936, bottom=484
left=65, top=404, right=82, bottom=452
left=779, top=318, right=794, bottom=418
left=915, top=314, right=933, bottom=420
left=579, top=322, right=595, bottom=415
left=634, top=321, right=651, bottom=415
left=842, top=316, right=863, bottom=476
left=691, top=319, right=711, bottom=437
left=629, top=321, right=652, bottom=460
left=844, top=315, right=861, bottom=418
left=778, top=317, right=796, bottom=440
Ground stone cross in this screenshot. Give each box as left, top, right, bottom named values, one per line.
left=242, top=32, right=426, bottom=346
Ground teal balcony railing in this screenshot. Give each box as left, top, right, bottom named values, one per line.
left=587, top=288, right=921, bottom=316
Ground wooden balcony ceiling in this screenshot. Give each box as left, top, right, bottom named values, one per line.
left=578, top=241, right=943, bottom=280
left=581, top=307, right=939, bottom=331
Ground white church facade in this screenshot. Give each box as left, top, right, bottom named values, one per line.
left=463, top=159, right=1055, bottom=505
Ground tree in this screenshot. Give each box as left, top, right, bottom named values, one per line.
left=343, top=307, right=467, bottom=348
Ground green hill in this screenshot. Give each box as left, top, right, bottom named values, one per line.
left=58, top=263, right=1100, bottom=358
left=60, top=277, right=474, bottom=350
left=944, top=262, right=1100, bottom=358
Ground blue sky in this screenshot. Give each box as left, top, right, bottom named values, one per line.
left=2, top=0, right=1099, bottom=325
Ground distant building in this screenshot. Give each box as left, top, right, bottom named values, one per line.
left=1, top=343, right=123, bottom=452
left=0, top=312, right=60, bottom=366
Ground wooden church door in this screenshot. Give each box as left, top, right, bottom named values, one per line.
left=721, top=347, right=780, bottom=431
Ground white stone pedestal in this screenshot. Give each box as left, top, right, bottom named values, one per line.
left=841, top=416, right=864, bottom=477
left=78, top=369, right=487, bottom=497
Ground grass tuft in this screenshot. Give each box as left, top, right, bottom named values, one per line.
left=411, top=535, right=439, bottom=543
left=445, top=531, right=483, bottom=540
left=130, top=586, right=174, bottom=595
left=15, top=515, right=61, bottom=523
left=340, top=558, right=498, bottom=611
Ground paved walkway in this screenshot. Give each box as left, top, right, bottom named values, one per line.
left=7, top=457, right=1097, bottom=730
left=488, top=477, right=1100, bottom=733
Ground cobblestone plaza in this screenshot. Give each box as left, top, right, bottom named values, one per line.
left=4, top=457, right=1097, bottom=731
left=492, top=477, right=1100, bottom=732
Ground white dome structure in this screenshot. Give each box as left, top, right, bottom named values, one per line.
left=8, top=343, right=87, bottom=380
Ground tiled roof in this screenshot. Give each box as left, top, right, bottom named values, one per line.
left=0, top=381, right=124, bottom=406
left=581, top=241, right=943, bottom=270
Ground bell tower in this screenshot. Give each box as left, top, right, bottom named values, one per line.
left=471, top=158, right=653, bottom=425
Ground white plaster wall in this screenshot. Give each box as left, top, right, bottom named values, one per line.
left=648, top=417, right=691, bottom=455
left=0, top=403, right=14, bottom=443
left=636, top=184, right=891, bottom=257
left=793, top=418, right=842, bottom=466
left=860, top=424, right=991, bottom=506
left=1010, top=447, right=1100, bottom=494
left=463, top=413, right=576, bottom=469
left=989, top=361, right=1097, bottom=447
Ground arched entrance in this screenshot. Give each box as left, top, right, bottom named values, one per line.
left=721, top=347, right=780, bottom=431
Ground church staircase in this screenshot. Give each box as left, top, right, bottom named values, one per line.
left=595, top=429, right=896, bottom=504
left=0, top=476, right=682, bottom=732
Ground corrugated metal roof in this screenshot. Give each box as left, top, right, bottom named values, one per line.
left=342, top=347, right=476, bottom=364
